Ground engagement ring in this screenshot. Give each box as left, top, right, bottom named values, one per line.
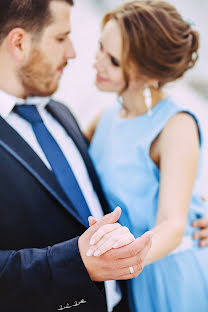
left=129, top=266, right=134, bottom=274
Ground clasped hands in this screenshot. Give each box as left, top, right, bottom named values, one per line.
left=78, top=207, right=152, bottom=282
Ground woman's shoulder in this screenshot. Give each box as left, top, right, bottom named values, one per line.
left=162, top=111, right=200, bottom=143
left=144, top=97, right=203, bottom=151
left=162, top=98, right=202, bottom=146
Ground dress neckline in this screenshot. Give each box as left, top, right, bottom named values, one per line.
left=116, top=97, right=170, bottom=123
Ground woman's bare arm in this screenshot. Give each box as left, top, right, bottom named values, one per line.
left=144, top=112, right=200, bottom=265
left=86, top=112, right=200, bottom=266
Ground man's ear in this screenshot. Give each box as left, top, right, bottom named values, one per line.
left=7, top=28, right=31, bottom=62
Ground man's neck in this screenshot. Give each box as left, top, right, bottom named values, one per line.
left=0, top=86, right=26, bottom=100
left=0, top=61, right=26, bottom=99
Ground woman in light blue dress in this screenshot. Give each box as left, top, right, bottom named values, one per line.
left=85, top=1, right=208, bottom=311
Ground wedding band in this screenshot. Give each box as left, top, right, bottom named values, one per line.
left=129, top=266, right=134, bottom=274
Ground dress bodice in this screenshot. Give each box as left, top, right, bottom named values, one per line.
left=89, top=97, right=208, bottom=312
left=89, top=98, right=207, bottom=239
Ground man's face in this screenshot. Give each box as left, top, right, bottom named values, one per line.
left=18, top=1, right=76, bottom=97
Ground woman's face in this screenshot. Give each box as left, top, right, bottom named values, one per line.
left=94, top=19, right=126, bottom=93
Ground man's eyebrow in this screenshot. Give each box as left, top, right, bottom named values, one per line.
left=58, top=31, right=71, bottom=36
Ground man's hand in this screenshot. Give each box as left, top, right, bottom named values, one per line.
left=78, top=208, right=152, bottom=281
left=192, top=214, right=208, bottom=247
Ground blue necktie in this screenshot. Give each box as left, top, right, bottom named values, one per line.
left=14, top=104, right=91, bottom=224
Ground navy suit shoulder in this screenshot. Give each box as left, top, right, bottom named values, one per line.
left=0, top=101, right=107, bottom=312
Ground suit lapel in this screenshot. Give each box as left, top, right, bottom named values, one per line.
left=0, top=115, right=86, bottom=227
left=47, top=100, right=110, bottom=215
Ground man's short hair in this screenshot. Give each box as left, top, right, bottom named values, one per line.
left=0, top=0, right=74, bottom=44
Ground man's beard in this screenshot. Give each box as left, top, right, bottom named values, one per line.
left=18, top=48, right=65, bottom=97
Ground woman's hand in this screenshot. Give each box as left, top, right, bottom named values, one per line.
left=87, top=217, right=135, bottom=257
left=192, top=213, right=208, bottom=247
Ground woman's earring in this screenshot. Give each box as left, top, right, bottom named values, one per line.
left=143, top=84, right=152, bottom=116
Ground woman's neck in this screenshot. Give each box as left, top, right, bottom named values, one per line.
left=119, top=87, right=164, bottom=119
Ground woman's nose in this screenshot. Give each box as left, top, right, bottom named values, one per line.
left=94, top=51, right=105, bottom=72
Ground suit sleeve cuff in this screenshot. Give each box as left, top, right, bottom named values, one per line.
left=48, top=237, right=105, bottom=298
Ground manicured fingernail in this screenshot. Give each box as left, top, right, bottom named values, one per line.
left=94, top=250, right=101, bottom=256
left=86, top=249, right=93, bottom=256
left=148, top=231, right=154, bottom=239
left=114, top=207, right=120, bottom=214
left=193, top=233, right=198, bottom=239
left=90, top=239, right=95, bottom=245
left=200, top=241, right=205, bottom=247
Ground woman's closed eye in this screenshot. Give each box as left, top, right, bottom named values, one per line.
left=98, top=40, right=120, bottom=67
left=111, top=56, right=120, bottom=67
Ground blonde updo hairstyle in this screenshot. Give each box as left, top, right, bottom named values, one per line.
left=102, top=0, right=199, bottom=90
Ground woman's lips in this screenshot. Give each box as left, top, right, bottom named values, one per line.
left=96, top=73, right=109, bottom=83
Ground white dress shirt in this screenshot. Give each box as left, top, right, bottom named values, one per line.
left=0, top=89, right=121, bottom=312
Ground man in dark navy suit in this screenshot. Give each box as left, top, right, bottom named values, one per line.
left=0, top=1, right=207, bottom=312
left=0, top=1, right=154, bottom=311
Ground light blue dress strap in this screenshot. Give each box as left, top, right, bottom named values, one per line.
left=142, top=97, right=202, bottom=151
